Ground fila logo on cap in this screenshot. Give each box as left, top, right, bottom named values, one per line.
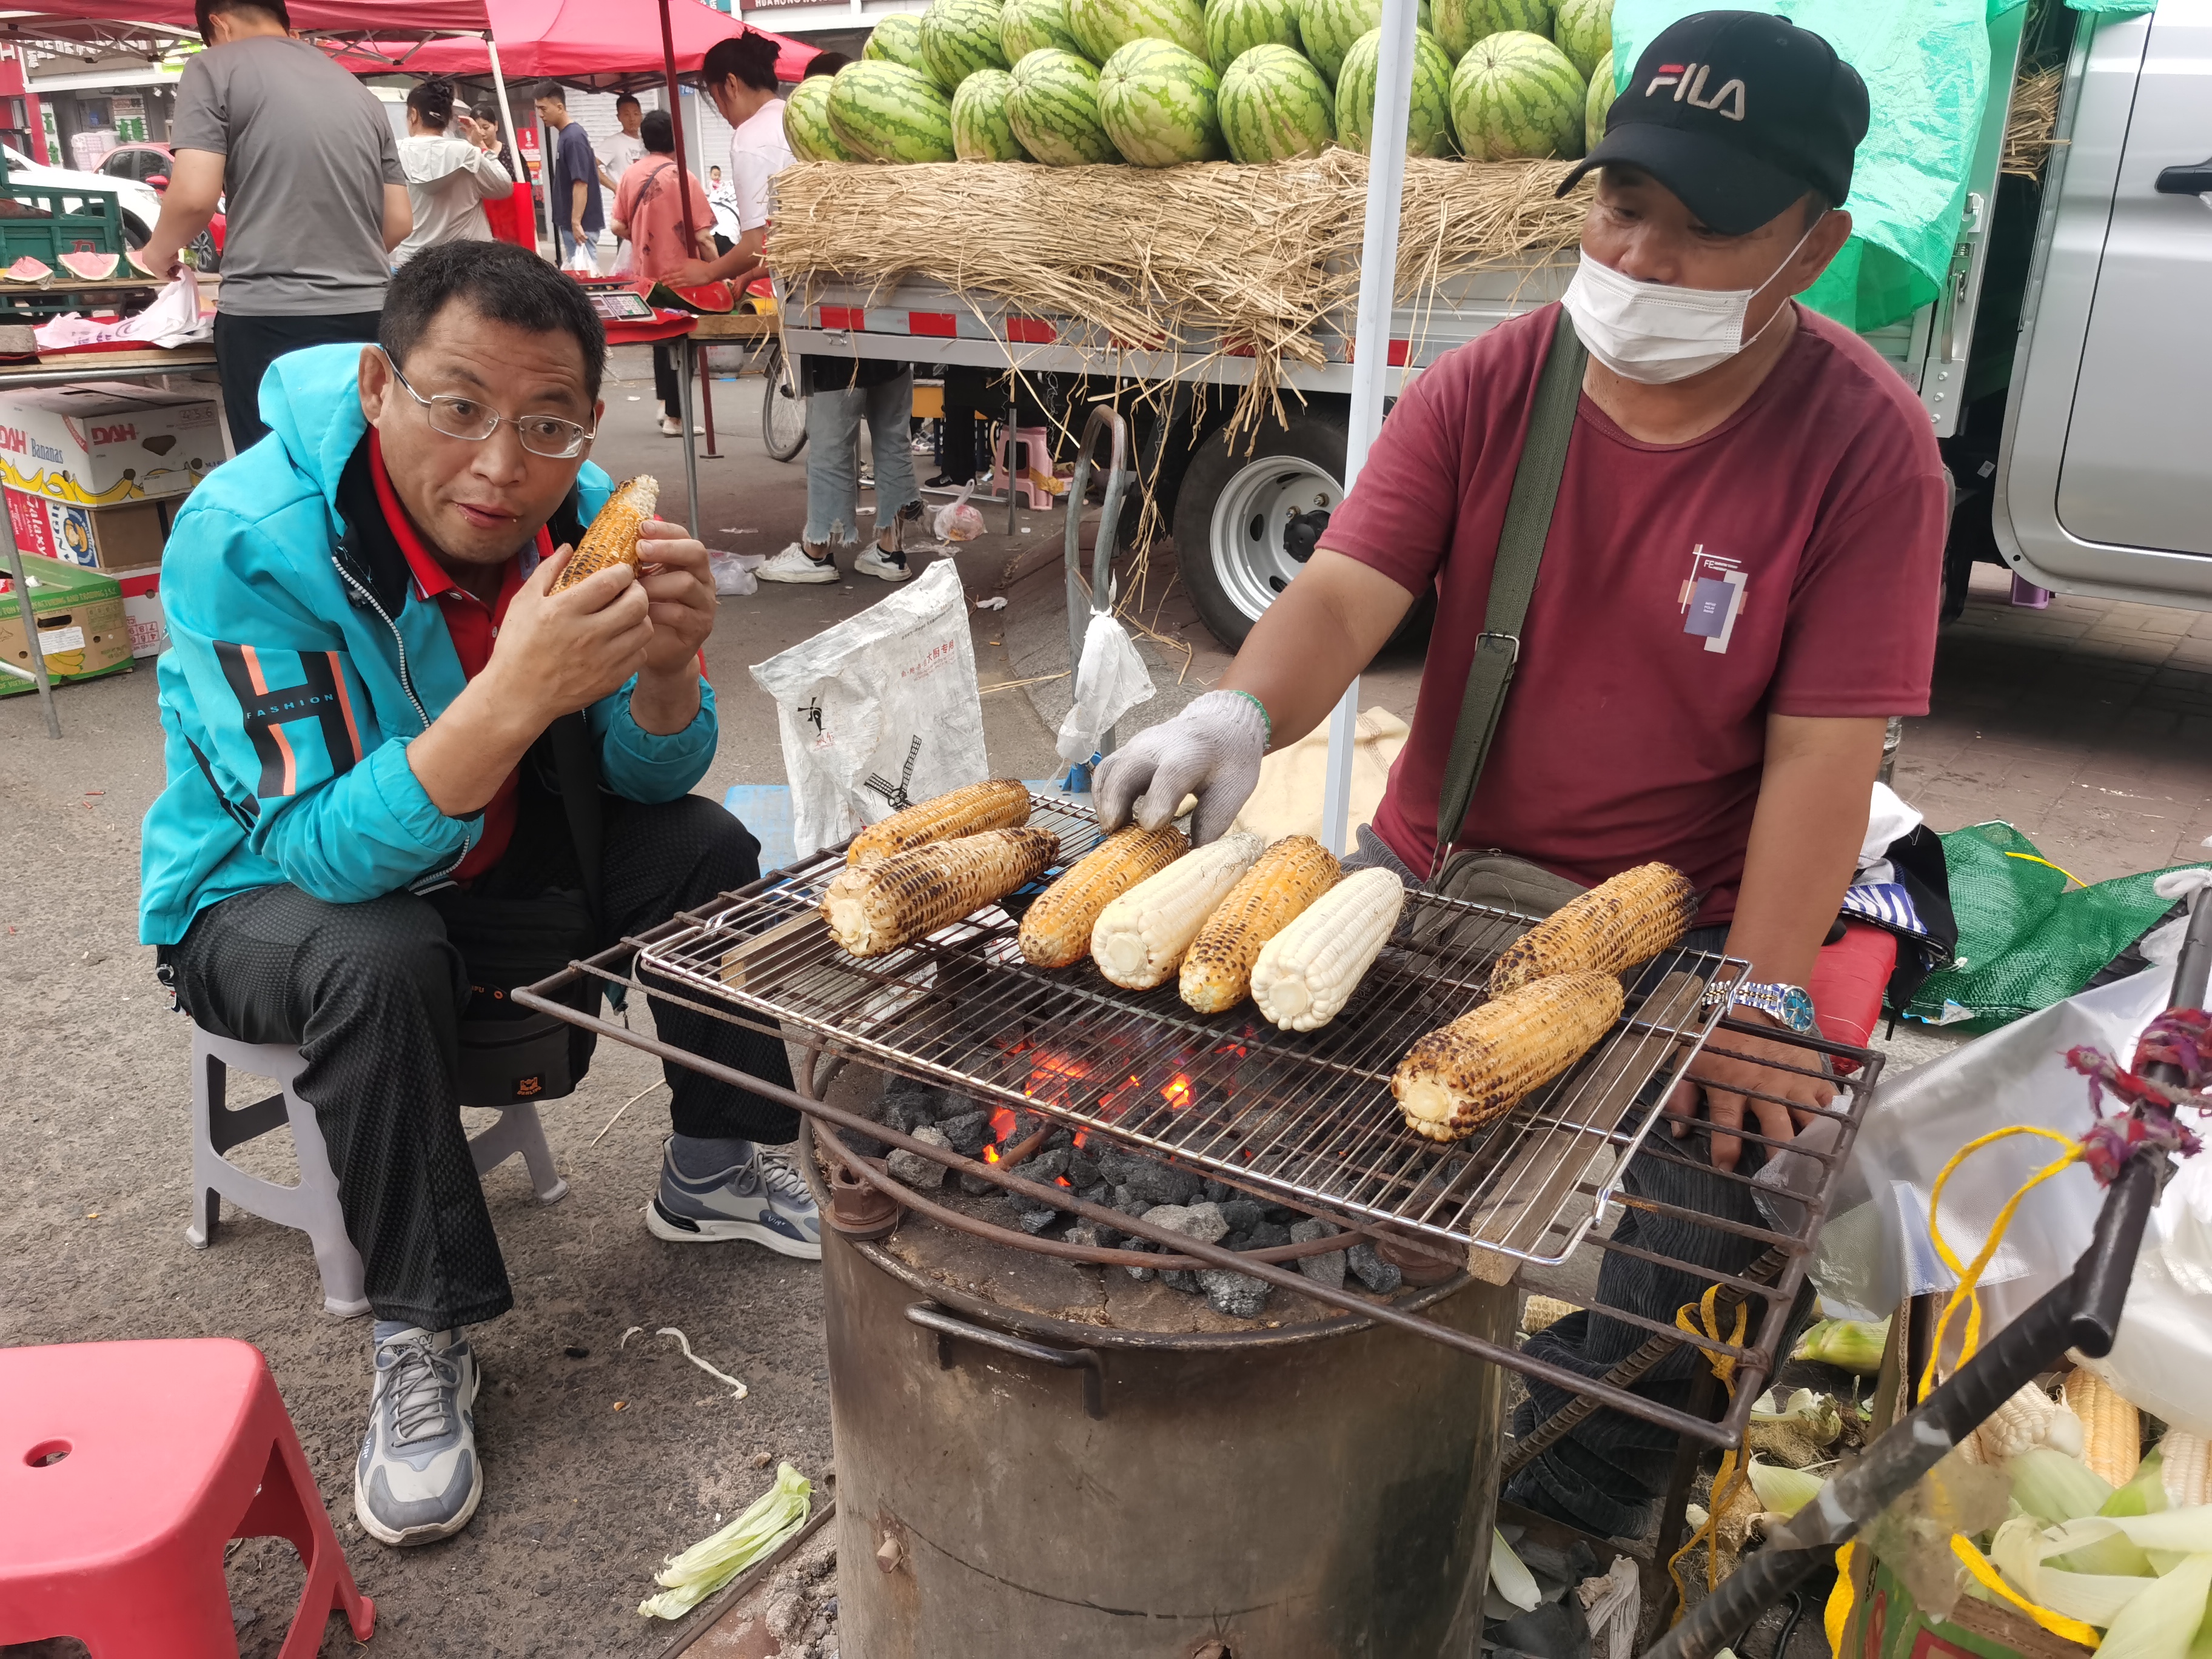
left=1643, top=62, right=1747, bottom=121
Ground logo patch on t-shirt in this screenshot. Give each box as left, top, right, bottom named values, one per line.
left=1680, top=546, right=1746, bottom=653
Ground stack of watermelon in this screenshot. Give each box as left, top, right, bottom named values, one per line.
left=793, top=0, right=1615, bottom=171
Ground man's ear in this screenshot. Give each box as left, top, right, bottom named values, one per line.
left=1789, top=209, right=1854, bottom=297
left=358, top=346, right=392, bottom=430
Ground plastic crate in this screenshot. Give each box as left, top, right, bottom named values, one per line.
left=0, top=151, right=129, bottom=318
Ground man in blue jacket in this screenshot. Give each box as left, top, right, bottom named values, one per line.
left=140, top=241, right=818, bottom=1547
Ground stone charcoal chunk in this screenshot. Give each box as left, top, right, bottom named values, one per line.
left=1218, top=1198, right=1264, bottom=1234
left=1347, top=1241, right=1403, bottom=1294
left=1095, top=1148, right=1141, bottom=1187
left=885, top=1125, right=951, bottom=1190
left=1264, top=1204, right=1303, bottom=1224
left=1113, top=1185, right=1149, bottom=1218
left=1065, top=1154, right=1100, bottom=1189
left=1142, top=1202, right=1230, bottom=1247
left=1072, top=1182, right=1108, bottom=1211
left=1124, top=1161, right=1204, bottom=1208
left=1009, top=1147, right=1071, bottom=1182
left=882, top=1077, right=953, bottom=1131
left=937, top=1111, right=991, bottom=1156
left=1223, top=1230, right=1253, bottom=1253
left=1246, top=1221, right=1292, bottom=1250
left=1161, top=1269, right=1200, bottom=1293
left=957, top=1170, right=999, bottom=1196
left=1202, top=1179, right=1233, bottom=1203
left=1200, top=1268, right=1270, bottom=1318
left=1063, top=1222, right=1110, bottom=1250
left=1046, top=1126, right=1075, bottom=1150
left=839, top=1128, right=888, bottom=1159
left=1291, top=1218, right=1346, bottom=1291
left=1016, top=1205, right=1059, bottom=1235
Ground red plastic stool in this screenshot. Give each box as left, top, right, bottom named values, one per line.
left=0, top=1338, right=375, bottom=1657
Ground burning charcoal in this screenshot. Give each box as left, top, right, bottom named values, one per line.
left=1347, top=1241, right=1403, bottom=1295
left=1143, top=1202, right=1230, bottom=1247
left=1247, top=1221, right=1292, bottom=1250
left=1162, top=1269, right=1201, bottom=1293
left=1200, top=1268, right=1270, bottom=1318
left=1007, top=1147, right=1071, bottom=1183
left=1016, top=1205, right=1060, bottom=1235
left=1124, top=1161, right=1204, bottom=1208
left=885, top=1125, right=951, bottom=1190
left=1046, top=1126, right=1075, bottom=1151
left=1218, top=1198, right=1264, bottom=1234
left=1065, top=1153, right=1101, bottom=1189
left=1203, top=1179, right=1233, bottom=1203
left=957, top=1169, right=999, bottom=1196
left=937, top=1111, right=991, bottom=1156
left=1292, top=1219, right=1347, bottom=1292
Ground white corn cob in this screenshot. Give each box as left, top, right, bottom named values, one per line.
left=1973, top=1381, right=2062, bottom=1464
left=548, top=474, right=659, bottom=593
left=1250, top=866, right=1404, bottom=1031
left=1179, top=835, right=1342, bottom=1014
left=1090, top=832, right=1265, bottom=991
left=2159, top=1430, right=2211, bottom=1509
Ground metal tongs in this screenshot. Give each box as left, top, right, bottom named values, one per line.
left=1648, top=890, right=2212, bottom=1659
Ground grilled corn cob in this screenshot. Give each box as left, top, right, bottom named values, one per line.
left=1486, top=862, right=1698, bottom=997
left=548, top=474, right=659, bottom=594
left=1091, top=831, right=1265, bottom=991
left=1250, top=866, right=1404, bottom=1031
left=822, top=828, right=1058, bottom=958
left=1179, top=835, right=1342, bottom=1014
left=2159, top=1430, right=2211, bottom=1508
left=1018, top=824, right=1188, bottom=968
left=847, top=779, right=1031, bottom=868
left=1392, top=970, right=1624, bottom=1142
left=2062, top=1366, right=2141, bottom=1486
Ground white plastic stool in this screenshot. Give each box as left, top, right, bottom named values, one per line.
left=991, top=424, right=1054, bottom=509
left=186, top=1027, right=569, bottom=1318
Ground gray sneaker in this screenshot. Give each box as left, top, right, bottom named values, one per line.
left=646, top=1139, right=822, bottom=1259
left=354, top=1324, right=481, bottom=1547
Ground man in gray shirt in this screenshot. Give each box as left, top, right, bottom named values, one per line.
left=142, top=0, right=412, bottom=451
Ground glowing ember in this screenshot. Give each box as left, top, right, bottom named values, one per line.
left=990, top=1108, right=1017, bottom=1141
left=1161, top=1073, right=1195, bottom=1111
left=1054, top=1175, right=1073, bottom=1188
left=982, top=1145, right=1000, bottom=1164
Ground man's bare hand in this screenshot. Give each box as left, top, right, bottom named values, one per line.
left=1663, top=1012, right=1834, bottom=1173
left=633, top=518, right=717, bottom=676
left=486, top=551, right=652, bottom=722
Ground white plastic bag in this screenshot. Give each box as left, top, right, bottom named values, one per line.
left=2080, top=1156, right=2212, bottom=1437
left=749, top=559, right=989, bottom=859
left=933, top=480, right=985, bottom=543
left=561, top=239, right=597, bottom=276
left=1055, top=611, right=1154, bottom=766
left=708, top=548, right=763, bottom=597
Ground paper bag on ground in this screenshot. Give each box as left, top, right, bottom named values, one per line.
left=750, top=559, right=988, bottom=860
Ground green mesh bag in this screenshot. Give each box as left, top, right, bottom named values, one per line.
left=1905, top=822, right=2202, bottom=1030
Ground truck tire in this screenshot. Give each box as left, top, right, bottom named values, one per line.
left=1173, top=412, right=1350, bottom=649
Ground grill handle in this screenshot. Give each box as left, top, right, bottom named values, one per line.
left=907, top=1301, right=1105, bottom=1420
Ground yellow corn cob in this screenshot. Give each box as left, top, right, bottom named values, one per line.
left=2158, top=1430, right=2211, bottom=1509
left=1091, top=831, right=1265, bottom=991
left=1250, top=866, right=1404, bottom=1031
left=847, top=780, right=1031, bottom=868
left=548, top=474, right=659, bottom=594
left=1018, top=824, right=1188, bottom=969
left=821, top=828, right=1058, bottom=958
left=2062, top=1366, right=2140, bottom=1486
left=1521, top=1295, right=1581, bottom=1335
left=1487, top=862, right=1698, bottom=997
left=1179, top=835, right=1342, bottom=1014
left=1392, top=971, right=1624, bottom=1142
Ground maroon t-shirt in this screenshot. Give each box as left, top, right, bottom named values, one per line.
left=1320, top=302, right=1945, bottom=925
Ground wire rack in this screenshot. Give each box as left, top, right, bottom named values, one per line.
left=642, top=794, right=1756, bottom=1262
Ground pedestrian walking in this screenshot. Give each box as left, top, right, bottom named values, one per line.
left=596, top=92, right=646, bottom=192
left=609, top=109, right=714, bottom=437
left=532, top=80, right=604, bottom=269
left=141, top=0, right=411, bottom=452
left=392, top=76, right=511, bottom=268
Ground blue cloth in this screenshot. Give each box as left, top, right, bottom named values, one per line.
left=549, top=119, right=605, bottom=236
left=139, top=341, right=716, bottom=946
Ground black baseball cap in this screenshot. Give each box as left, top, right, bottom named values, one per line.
left=1558, top=11, right=1869, bottom=236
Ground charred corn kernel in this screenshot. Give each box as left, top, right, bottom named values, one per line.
left=822, top=828, right=1058, bottom=958
left=847, top=780, right=1032, bottom=868
left=1250, top=866, right=1404, bottom=1031
left=1520, top=1295, right=1580, bottom=1335
left=1392, top=971, right=1623, bottom=1142
left=1974, top=1381, right=2062, bottom=1464
left=1091, top=831, right=1265, bottom=991
left=2062, top=1366, right=2141, bottom=1486
left=548, top=475, right=659, bottom=594
left=1179, top=835, right=1341, bottom=1014
left=1486, top=862, right=1698, bottom=997
left=1019, top=824, right=1188, bottom=969
left=2159, top=1431, right=2211, bottom=1509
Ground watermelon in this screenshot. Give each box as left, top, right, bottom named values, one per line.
left=1335, top=27, right=1456, bottom=158
left=1096, top=38, right=1224, bottom=165
left=4, top=256, right=49, bottom=283
left=826, top=61, right=960, bottom=163
left=951, top=67, right=1033, bottom=159
left=1297, top=0, right=1379, bottom=85
left=1204, top=0, right=1301, bottom=76
left=784, top=75, right=862, bottom=161
left=863, top=12, right=931, bottom=75
left=1006, top=48, right=1122, bottom=163
left=1448, top=29, right=1584, bottom=159
left=1552, top=0, right=1609, bottom=79
left=1000, top=0, right=1087, bottom=63
left=1216, top=44, right=1334, bottom=163
left=1584, top=45, right=1614, bottom=152
left=1067, top=0, right=1207, bottom=65
left=1431, top=0, right=1552, bottom=64
left=58, top=250, right=121, bottom=280
left=920, top=0, right=1010, bottom=92
left=647, top=279, right=734, bottom=313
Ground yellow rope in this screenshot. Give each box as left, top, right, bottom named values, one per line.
left=1666, top=1284, right=1751, bottom=1617
left=2003, top=850, right=2086, bottom=888
left=1824, top=1544, right=1857, bottom=1659
left=1951, top=1537, right=2104, bottom=1647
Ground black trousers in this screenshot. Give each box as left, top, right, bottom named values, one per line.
left=170, top=788, right=799, bottom=1330
left=652, top=340, right=682, bottom=420
left=215, top=309, right=384, bottom=454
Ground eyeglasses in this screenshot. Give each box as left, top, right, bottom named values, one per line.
left=381, top=354, right=595, bottom=460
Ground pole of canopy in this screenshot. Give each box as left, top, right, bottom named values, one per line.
left=658, top=0, right=697, bottom=251
left=1319, top=0, right=1418, bottom=857
left=483, top=31, right=531, bottom=256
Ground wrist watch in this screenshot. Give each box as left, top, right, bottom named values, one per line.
left=1706, top=980, right=1817, bottom=1034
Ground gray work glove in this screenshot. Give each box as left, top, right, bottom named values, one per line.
left=1093, top=688, right=1269, bottom=846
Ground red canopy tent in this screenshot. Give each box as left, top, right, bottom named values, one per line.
left=0, top=0, right=491, bottom=39
left=327, top=0, right=816, bottom=90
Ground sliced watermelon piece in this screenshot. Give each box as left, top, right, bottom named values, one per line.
left=5, top=256, right=51, bottom=283
left=127, top=248, right=161, bottom=278
left=646, top=279, right=734, bottom=315
left=58, top=251, right=119, bottom=280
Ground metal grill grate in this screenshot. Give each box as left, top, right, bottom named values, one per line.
left=640, top=794, right=1757, bottom=1262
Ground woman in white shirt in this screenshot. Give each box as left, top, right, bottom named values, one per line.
left=392, top=76, right=512, bottom=267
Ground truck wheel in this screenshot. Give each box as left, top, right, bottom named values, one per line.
left=1173, top=414, right=1349, bottom=649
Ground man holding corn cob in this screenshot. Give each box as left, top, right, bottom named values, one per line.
left=1099, top=13, right=1943, bottom=1535
left=141, top=242, right=821, bottom=1549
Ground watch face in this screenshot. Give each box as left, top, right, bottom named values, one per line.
left=1780, top=987, right=1816, bottom=1033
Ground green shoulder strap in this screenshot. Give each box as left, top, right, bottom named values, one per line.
left=1428, top=309, right=1588, bottom=882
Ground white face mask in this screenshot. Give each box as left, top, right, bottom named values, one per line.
left=1560, top=223, right=1818, bottom=385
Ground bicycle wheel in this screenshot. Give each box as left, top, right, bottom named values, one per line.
left=762, top=341, right=808, bottom=462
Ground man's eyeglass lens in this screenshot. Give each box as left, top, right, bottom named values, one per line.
left=424, top=395, right=591, bottom=458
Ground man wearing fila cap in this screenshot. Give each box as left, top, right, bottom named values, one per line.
left=1096, top=12, right=1943, bottom=1531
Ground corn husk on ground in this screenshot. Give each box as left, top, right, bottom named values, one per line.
left=549, top=474, right=658, bottom=594
left=1392, top=970, right=1623, bottom=1142
left=1487, top=862, right=1697, bottom=996
left=822, top=827, right=1058, bottom=957
left=1179, top=834, right=1340, bottom=1014
left=1019, top=824, right=1188, bottom=968
left=848, top=779, right=1031, bottom=867
left=1092, top=831, right=1265, bottom=991
left=1251, top=866, right=1405, bottom=1031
